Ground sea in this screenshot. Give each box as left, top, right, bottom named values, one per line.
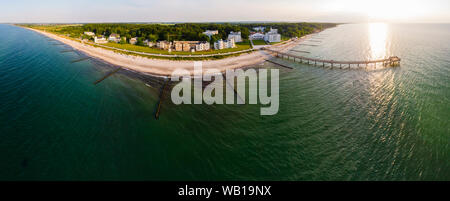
left=0, top=23, right=448, bottom=180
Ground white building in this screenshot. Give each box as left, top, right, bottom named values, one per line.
left=203, top=30, right=219, bottom=40
left=144, top=40, right=155, bottom=47
left=157, top=41, right=172, bottom=50
left=84, top=32, right=95, bottom=36
left=94, top=36, right=108, bottom=44
left=228, top=31, right=242, bottom=43
left=225, top=38, right=236, bottom=49
left=203, top=30, right=219, bottom=37
left=264, top=28, right=281, bottom=43
left=214, top=38, right=235, bottom=50
left=129, top=37, right=138, bottom=45
left=214, top=40, right=224, bottom=50
left=194, top=42, right=211, bottom=52
left=250, top=33, right=265, bottom=40
left=108, top=34, right=120, bottom=43
left=253, top=26, right=265, bottom=32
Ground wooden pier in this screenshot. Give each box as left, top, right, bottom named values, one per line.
left=298, top=44, right=319, bottom=47
left=265, top=59, right=293, bottom=69
left=263, top=48, right=401, bottom=69
left=289, top=50, right=311, bottom=54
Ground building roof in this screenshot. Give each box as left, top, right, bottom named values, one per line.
left=251, top=33, right=265, bottom=36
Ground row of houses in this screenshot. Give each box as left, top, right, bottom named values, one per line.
left=174, top=41, right=211, bottom=52
left=202, top=28, right=280, bottom=44
left=88, top=27, right=278, bottom=46
left=87, top=30, right=241, bottom=52
left=154, top=38, right=236, bottom=52
left=156, top=41, right=211, bottom=52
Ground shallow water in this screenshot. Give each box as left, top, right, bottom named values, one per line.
left=0, top=23, right=448, bottom=180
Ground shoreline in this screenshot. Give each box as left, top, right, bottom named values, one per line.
left=24, top=27, right=313, bottom=77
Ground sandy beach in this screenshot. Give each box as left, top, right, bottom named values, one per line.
left=26, top=27, right=308, bottom=77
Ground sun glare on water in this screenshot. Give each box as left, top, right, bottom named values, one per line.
left=368, top=23, right=388, bottom=60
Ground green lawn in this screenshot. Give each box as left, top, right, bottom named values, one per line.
left=102, top=42, right=251, bottom=55
left=251, top=40, right=268, bottom=45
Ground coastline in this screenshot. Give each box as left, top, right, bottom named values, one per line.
left=24, top=27, right=311, bottom=77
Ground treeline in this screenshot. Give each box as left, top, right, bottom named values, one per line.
left=239, top=23, right=336, bottom=38
left=37, top=23, right=336, bottom=43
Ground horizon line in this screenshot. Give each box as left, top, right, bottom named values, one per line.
left=3, top=21, right=450, bottom=25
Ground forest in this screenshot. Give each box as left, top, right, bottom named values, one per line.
left=32, top=22, right=337, bottom=44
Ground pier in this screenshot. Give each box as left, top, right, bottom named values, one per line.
left=289, top=50, right=311, bottom=54
left=263, top=48, right=401, bottom=69
left=265, top=59, right=294, bottom=69
left=298, top=44, right=319, bottom=47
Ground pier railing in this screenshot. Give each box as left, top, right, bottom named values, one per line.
left=263, top=48, right=401, bottom=69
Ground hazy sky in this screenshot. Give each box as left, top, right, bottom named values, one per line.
left=1, top=0, right=449, bottom=23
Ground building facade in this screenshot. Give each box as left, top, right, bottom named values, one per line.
left=173, top=41, right=210, bottom=52
left=214, top=38, right=235, bottom=50
left=129, top=37, right=138, bottom=45
left=158, top=41, right=210, bottom=52
left=84, top=32, right=95, bottom=36
left=195, top=42, right=210, bottom=52
left=94, top=36, right=108, bottom=44
left=228, top=31, right=242, bottom=43
left=144, top=40, right=155, bottom=47
left=108, top=34, right=121, bottom=43
left=214, top=40, right=224, bottom=50
left=264, top=28, right=281, bottom=43
left=157, top=41, right=172, bottom=50
left=250, top=33, right=265, bottom=40
left=203, top=30, right=219, bottom=38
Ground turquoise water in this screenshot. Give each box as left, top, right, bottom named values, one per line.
left=0, top=23, right=448, bottom=180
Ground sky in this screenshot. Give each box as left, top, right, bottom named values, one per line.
left=1, top=0, right=449, bottom=23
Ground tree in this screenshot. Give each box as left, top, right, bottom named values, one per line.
left=146, top=34, right=157, bottom=42
left=119, top=37, right=127, bottom=44
left=211, top=35, right=221, bottom=43
left=52, top=22, right=337, bottom=44
left=136, top=37, right=145, bottom=46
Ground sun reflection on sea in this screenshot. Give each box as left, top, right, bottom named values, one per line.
left=369, top=23, right=389, bottom=60
left=366, top=23, right=397, bottom=133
